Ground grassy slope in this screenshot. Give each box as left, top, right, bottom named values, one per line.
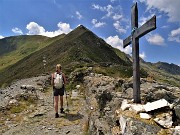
left=0, top=25, right=132, bottom=87
left=141, top=62, right=180, bottom=87
left=0, top=34, right=65, bottom=71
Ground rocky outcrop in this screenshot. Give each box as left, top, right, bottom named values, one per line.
left=0, top=75, right=50, bottom=109
left=84, top=73, right=180, bottom=135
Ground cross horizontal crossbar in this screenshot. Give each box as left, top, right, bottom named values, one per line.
left=123, top=15, right=156, bottom=48
left=134, top=15, right=156, bottom=39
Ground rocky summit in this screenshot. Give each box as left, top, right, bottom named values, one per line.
left=0, top=67, right=180, bottom=135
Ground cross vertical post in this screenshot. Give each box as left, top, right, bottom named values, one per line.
left=123, top=3, right=156, bottom=103
left=131, top=3, right=140, bottom=103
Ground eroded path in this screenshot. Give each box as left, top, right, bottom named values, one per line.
left=1, top=85, right=89, bottom=135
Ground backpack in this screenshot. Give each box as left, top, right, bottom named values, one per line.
left=54, top=72, right=64, bottom=89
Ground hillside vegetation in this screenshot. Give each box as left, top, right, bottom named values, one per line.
left=0, top=25, right=133, bottom=87
left=0, top=25, right=179, bottom=88
left=141, top=62, right=180, bottom=87
left=0, top=34, right=65, bottom=71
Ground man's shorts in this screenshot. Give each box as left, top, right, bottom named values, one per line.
left=53, top=86, right=64, bottom=96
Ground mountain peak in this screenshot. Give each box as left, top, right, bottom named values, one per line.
left=77, top=24, right=88, bottom=30
left=73, top=24, right=91, bottom=33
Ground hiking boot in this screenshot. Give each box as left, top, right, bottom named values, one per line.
left=55, top=113, right=59, bottom=118
left=60, top=108, right=65, bottom=113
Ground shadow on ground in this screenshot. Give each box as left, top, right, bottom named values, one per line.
left=64, top=112, right=84, bottom=121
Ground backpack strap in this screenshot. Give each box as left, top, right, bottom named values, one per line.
left=53, top=72, right=57, bottom=79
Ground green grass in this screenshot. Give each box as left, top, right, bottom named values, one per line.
left=0, top=34, right=65, bottom=71
left=0, top=26, right=132, bottom=87
left=141, top=62, right=180, bottom=87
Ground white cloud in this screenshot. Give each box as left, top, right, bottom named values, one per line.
left=112, top=14, right=123, bottom=20
left=92, top=4, right=114, bottom=18
left=140, top=52, right=146, bottom=59
left=76, top=11, right=82, bottom=20
left=170, top=28, right=180, bottom=37
left=161, top=25, right=169, bottom=29
left=106, top=5, right=114, bottom=17
left=26, top=22, right=45, bottom=35
left=168, top=27, right=180, bottom=43
left=12, top=27, right=23, bottom=35
left=113, top=21, right=126, bottom=34
left=139, top=14, right=154, bottom=26
left=92, top=19, right=106, bottom=28
left=105, top=35, right=132, bottom=54
left=92, top=4, right=106, bottom=11
left=110, top=0, right=117, bottom=2
left=57, top=22, right=72, bottom=34
left=26, top=22, right=72, bottom=37
left=139, top=0, right=180, bottom=22
left=0, top=35, right=4, bottom=39
left=92, top=4, right=125, bottom=21
left=146, top=33, right=165, bottom=45
left=92, top=3, right=128, bottom=33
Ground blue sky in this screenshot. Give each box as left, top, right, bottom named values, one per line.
left=0, top=0, right=180, bottom=66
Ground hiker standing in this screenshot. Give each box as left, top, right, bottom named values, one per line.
left=51, top=64, right=67, bottom=118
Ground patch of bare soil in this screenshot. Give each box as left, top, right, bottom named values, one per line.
left=0, top=87, right=89, bottom=135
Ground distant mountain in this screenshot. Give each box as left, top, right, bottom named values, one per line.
left=141, top=61, right=180, bottom=87
left=0, top=25, right=132, bottom=87
left=0, top=34, right=65, bottom=71
left=153, top=62, right=180, bottom=75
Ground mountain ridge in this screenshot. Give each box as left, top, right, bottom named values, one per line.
left=0, top=34, right=66, bottom=71
left=0, top=25, right=179, bottom=87
left=0, top=25, right=132, bottom=87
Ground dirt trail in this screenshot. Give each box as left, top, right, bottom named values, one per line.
left=1, top=87, right=89, bottom=135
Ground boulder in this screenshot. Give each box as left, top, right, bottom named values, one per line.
left=154, top=112, right=173, bottom=128
left=119, top=115, right=161, bottom=135
left=172, top=126, right=180, bottom=135
left=129, top=104, right=145, bottom=114
left=143, top=99, right=170, bottom=112
left=139, top=113, right=152, bottom=119
left=174, top=105, right=180, bottom=119
left=121, top=99, right=130, bottom=111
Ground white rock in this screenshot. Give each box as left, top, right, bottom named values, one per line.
left=26, top=85, right=35, bottom=90
left=71, top=90, right=78, bottom=99
left=130, top=104, right=144, bottom=113
left=144, top=99, right=170, bottom=112
left=21, top=85, right=26, bottom=89
left=172, top=126, right=180, bottom=135
left=169, top=103, right=174, bottom=109
left=41, top=126, right=46, bottom=129
left=76, top=85, right=81, bottom=89
left=89, top=73, right=95, bottom=77
left=104, top=106, right=111, bottom=111
left=116, top=92, right=122, bottom=98
left=121, top=99, right=130, bottom=111
left=9, top=99, right=18, bottom=105
left=154, top=113, right=173, bottom=128
left=140, top=113, right=152, bottom=119
left=119, top=115, right=126, bottom=134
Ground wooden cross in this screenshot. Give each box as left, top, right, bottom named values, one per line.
left=123, top=3, right=156, bottom=103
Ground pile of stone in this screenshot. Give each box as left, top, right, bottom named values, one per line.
left=83, top=72, right=180, bottom=135
left=0, top=75, right=50, bottom=109
left=116, top=98, right=180, bottom=134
